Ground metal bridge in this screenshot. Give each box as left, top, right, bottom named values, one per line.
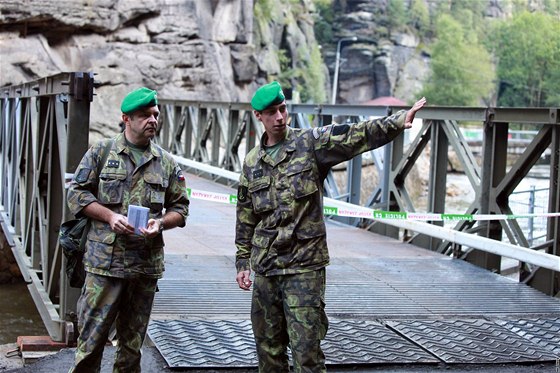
left=1, top=72, right=559, bottom=370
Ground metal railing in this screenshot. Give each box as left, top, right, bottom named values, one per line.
left=0, top=73, right=559, bottom=343
left=156, top=99, right=560, bottom=295
left=0, top=72, right=94, bottom=343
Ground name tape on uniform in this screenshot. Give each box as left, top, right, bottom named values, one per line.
left=186, top=188, right=560, bottom=221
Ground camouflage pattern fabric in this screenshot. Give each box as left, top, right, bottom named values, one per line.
left=67, top=132, right=189, bottom=372
left=67, top=132, right=189, bottom=279
left=235, top=110, right=407, bottom=275
left=69, top=272, right=157, bottom=373
left=251, top=269, right=327, bottom=373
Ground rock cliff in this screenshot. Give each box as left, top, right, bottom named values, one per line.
left=0, top=0, right=437, bottom=140
left=1, top=0, right=323, bottom=141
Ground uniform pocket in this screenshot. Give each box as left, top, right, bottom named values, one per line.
left=248, top=176, right=276, bottom=213
left=286, top=164, right=318, bottom=199
left=251, top=227, right=278, bottom=249
left=296, top=220, right=326, bottom=240
left=84, top=234, right=114, bottom=270
left=98, top=169, right=127, bottom=204
left=144, top=173, right=167, bottom=211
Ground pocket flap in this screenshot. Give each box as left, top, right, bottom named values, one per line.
left=251, top=228, right=278, bottom=248
left=248, top=176, right=271, bottom=193
left=144, top=172, right=166, bottom=187
left=296, top=221, right=326, bottom=240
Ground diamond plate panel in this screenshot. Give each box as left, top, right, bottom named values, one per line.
left=387, top=319, right=559, bottom=363
left=148, top=319, right=257, bottom=368
left=495, top=317, right=560, bottom=357
left=148, top=319, right=438, bottom=368
left=323, top=319, right=438, bottom=365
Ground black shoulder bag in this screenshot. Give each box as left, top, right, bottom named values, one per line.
left=59, top=141, right=112, bottom=288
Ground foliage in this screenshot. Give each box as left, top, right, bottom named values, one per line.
left=407, top=0, right=430, bottom=37
left=489, top=11, right=560, bottom=107
left=419, top=14, right=495, bottom=106
left=254, top=0, right=273, bottom=21
left=276, top=43, right=327, bottom=104
left=270, top=1, right=328, bottom=104
left=386, top=0, right=406, bottom=33
left=312, top=0, right=334, bottom=46
left=301, top=44, right=327, bottom=103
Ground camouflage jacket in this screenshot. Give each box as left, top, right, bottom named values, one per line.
left=67, top=133, right=189, bottom=279
left=235, top=110, right=407, bottom=276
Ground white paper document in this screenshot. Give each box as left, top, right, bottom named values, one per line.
left=127, top=205, right=150, bottom=235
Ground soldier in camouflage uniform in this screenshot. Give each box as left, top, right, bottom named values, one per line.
left=67, top=87, right=190, bottom=373
left=235, top=81, right=426, bottom=373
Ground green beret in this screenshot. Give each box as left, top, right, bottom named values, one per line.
left=121, top=87, right=158, bottom=114
left=251, top=81, right=285, bottom=111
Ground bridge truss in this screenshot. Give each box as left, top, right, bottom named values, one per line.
left=0, top=72, right=559, bottom=343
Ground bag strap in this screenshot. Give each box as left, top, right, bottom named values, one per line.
left=80, top=139, right=114, bottom=248
left=93, top=139, right=114, bottom=197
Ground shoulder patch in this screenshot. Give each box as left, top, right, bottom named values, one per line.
left=237, top=185, right=248, bottom=202
left=75, top=168, right=91, bottom=183
left=175, top=167, right=185, bottom=182
left=332, top=124, right=350, bottom=136
left=312, top=125, right=331, bottom=140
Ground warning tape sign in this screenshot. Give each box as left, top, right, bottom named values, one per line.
left=186, top=188, right=560, bottom=221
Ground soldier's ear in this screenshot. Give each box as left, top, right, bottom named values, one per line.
left=253, top=110, right=262, bottom=122
left=121, top=113, right=131, bottom=125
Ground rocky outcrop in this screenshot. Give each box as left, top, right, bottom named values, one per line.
left=0, top=0, right=321, bottom=143
left=0, top=0, right=467, bottom=140
left=326, top=0, right=430, bottom=105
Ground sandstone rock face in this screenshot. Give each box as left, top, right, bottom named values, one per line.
left=0, top=0, right=441, bottom=142
left=0, top=0, right=283, bottom=143
left=329, top=0, right=430, bottom=105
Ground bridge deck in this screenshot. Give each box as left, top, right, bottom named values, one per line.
left=148, top=173, right=560, bottom=370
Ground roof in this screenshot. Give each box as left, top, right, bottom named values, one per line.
left=362, top=96, right=406, bottom=106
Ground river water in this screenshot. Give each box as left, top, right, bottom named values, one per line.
left=0, top=282, right=47, bottom=344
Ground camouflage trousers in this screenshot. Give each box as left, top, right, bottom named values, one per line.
left=251, top=269, right=328, bottom=373
left=69, top=272, right=158, bottom=373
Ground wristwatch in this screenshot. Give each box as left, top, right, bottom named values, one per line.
left=158, top=218, right=164, bottom=234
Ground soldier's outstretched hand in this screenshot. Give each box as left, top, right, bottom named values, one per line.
left=404, top=97, right=427, bottom=129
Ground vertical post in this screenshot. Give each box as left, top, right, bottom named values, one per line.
left=469, top=112, right=505, bottom=273
left=528, top=185, right=535, bottom=246
left=526, top=123, right=560, bottom=296
left=60, top=72, right=94, bottom=343
left=331, top=36, right=357, bottom=105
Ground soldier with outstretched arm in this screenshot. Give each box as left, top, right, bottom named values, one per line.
left=235, top=80, right=426, bottom=373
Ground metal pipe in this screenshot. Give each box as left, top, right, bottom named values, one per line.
left=331, top=36, right=357, bottom=105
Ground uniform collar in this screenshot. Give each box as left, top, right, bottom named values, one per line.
left=258, top=127, right=296, bottom=165
left=115, top=132, right=159, bottom=157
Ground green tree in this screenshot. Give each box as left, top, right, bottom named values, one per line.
left=407, top=0, right=430, bottom=37
left=420, top=14, right=495, bottom=106
left=543, top=0, right=560, bottom=15
left=386, top=0, right=406, bottom=33
left=312, top=0, right=334, bottom=46
left=490, top=11, right=560, bottom=107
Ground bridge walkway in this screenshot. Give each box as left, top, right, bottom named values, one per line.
left=147, top=172, right=560, bottom=370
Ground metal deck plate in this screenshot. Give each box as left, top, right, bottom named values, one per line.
left=386, top=318, right=559, bottom=363
left=148, top=318, right=439, bottom=368
left=494, top=317, right=560, bottom=357
left=148, top=320, right=256, bottom=368
left=150, top=255, right=560, bottom=368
